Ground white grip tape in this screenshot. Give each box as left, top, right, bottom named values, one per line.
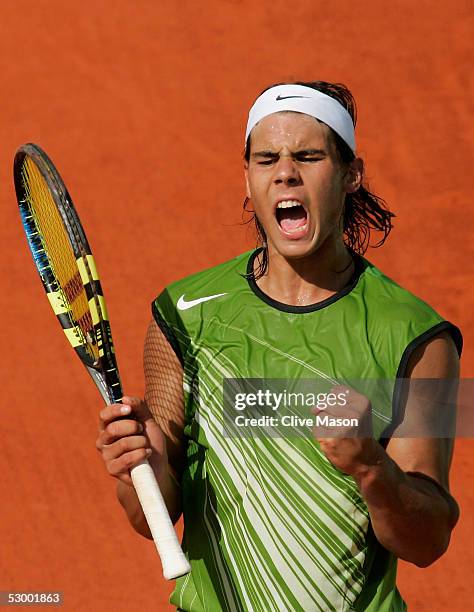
left=130, top=459, right=191, bottom=580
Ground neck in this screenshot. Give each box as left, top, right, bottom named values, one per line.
left=255, top=238, right=355, bottom=307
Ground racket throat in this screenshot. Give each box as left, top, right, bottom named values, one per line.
left=85, top=365, right=114, bottom=404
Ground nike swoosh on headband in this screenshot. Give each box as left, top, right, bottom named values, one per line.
left=177, top=293, right=228, bottom=311
left=276, top=95, right=310, bottom=100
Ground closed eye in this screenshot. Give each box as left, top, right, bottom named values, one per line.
left=251, top=149, right=326, bottom=165
left=252, top=152, right=279, bottom=165
left=294, top=155, right=324, bottom=163
left=294, top=149, right=326, bottom=162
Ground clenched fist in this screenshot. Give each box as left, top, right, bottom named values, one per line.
left=312, top=386, right=380, bottom=477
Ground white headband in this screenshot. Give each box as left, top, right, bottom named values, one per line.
left=245, top=84, right=356, bottom=153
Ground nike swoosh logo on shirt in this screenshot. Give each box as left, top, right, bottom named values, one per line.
left=177, top=293, right=227, bottom=311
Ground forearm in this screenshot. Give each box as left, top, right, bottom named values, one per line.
left=117, top=467, right=182, bottom=539
left=355, top=445, right=459, bottom=567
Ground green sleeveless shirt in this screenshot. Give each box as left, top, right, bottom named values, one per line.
left=152, top=250, right=462, bottom=612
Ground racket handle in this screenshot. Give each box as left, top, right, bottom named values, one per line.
left=130, top=459, right=191, bottom=580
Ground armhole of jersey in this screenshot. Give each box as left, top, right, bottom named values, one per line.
left=379, top=321, right=463, bottom=447
left=151, top=301, right=184, bottom=367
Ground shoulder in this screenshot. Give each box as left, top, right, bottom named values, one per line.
left=150, top=251, right=254, bottom=356
left=359, top=258, right=461, bottom=342
left=353, top=258, right=462, bottom=377
left=359, top=258, right=440, bottom=318
left=157, top=250, right=253, bottom=305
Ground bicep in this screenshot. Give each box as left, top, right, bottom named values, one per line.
left=144, top=318, right=185, bottom=477
left=386, top=331, right=460, bottom=490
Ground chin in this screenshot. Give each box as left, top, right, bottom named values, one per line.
left=270, top=237, right=320, bottom=261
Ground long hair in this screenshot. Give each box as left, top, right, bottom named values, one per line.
left=243, top=80, right=395, bottom=279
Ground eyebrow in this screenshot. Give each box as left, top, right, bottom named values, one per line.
left=251, top=148, right=327, bottom=158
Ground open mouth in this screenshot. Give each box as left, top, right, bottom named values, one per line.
left=275, top=200, right=308, bottom=235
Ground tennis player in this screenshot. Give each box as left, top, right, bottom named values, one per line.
left=97, top=81, right=462, bottom=611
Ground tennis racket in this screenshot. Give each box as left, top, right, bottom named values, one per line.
left=14, top=143, right=191, bottom=581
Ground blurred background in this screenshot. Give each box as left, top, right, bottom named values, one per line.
left=1, top=1, right=472, bottom=609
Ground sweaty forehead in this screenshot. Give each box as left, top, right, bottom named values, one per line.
left=249, top=111, right=332, bottom=150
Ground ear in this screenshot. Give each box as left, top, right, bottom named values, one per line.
left=244, top=162, right=252, bottom=199
left=345, top=157, right=364, bottom=193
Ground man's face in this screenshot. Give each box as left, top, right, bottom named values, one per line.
left=244, top=111, right=359, bottom=261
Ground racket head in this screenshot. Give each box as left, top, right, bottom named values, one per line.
left=14, top=143, right=122, bottom=404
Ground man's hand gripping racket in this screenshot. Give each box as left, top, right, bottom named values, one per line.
left=13, top=143, right=191, bottom=580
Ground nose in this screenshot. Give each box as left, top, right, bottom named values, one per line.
left=273, top=155, right=302, bottom=186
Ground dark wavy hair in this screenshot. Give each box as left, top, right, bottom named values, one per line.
left=243, top=80, right=395, bottom=279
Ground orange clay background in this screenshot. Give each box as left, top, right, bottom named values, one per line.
left=0, top=1, right=472, bottom=610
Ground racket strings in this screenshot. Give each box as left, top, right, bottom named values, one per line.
left=21, top=157, right=99, bottom=362
left=62, top=271, right=84, bottom=303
